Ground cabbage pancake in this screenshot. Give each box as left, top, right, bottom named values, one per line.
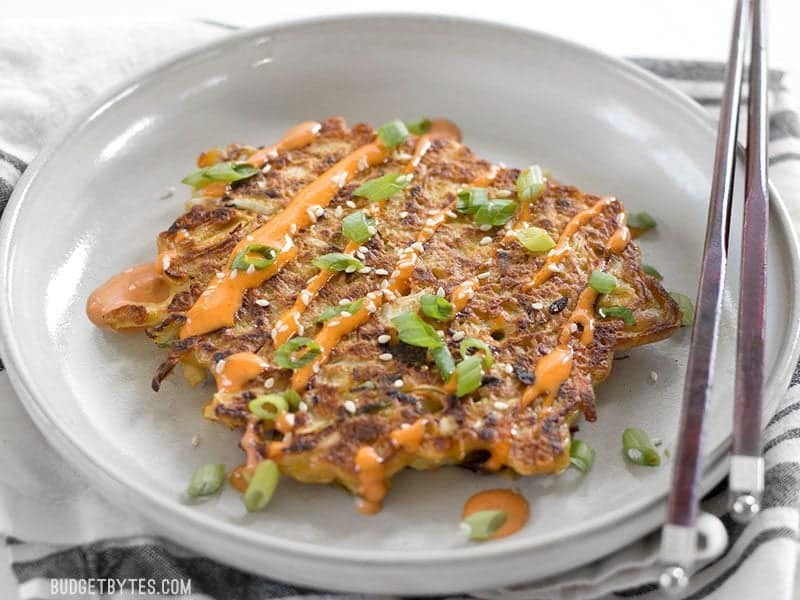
left=87, top=116, right=681, bottom=514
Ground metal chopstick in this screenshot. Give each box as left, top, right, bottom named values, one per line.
left=730, top=0, right=768, bottom=522
left=658, top=0, right=750, bottom=591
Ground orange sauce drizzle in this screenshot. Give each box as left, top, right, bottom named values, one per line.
left=462, top=488, right=530, bottom=540
left=230, top=419, right=261, bottom=492
left=246, top=121, right=322, bottom=168
left=86, top=262, right=172, bottom=330
left=452, top=277, right=479, bottom=313
left=528, top=196, right=618, bottom=288
left=214, top=352, right=270, bottom=393
left=180, top=141, right=391, bottom=338
left=390, top=419, right=427, bottom=452
left=355, top=446, right=386, bottom=515
left=606, top=211, right=631, bottom=254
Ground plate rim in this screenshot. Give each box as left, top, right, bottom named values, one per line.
left=1, top=12, right=799, bottom=569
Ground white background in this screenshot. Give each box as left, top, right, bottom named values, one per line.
left=2, top=1, right=799, bottom=598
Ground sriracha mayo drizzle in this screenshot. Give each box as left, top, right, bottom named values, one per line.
left=390, top=419, right=427, bottom=453
left=246, top=121, right=322, bottom=168
left=462, top=489, right=530, bottom=540
left=355, top=446, right=386, bottom=515
left=86, top=263, right=172, bottom=330
left=180, top=139, right=391, bottom=339
left=214, top=352, right=270, bottom=393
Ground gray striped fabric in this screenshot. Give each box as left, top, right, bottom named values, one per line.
left=2, top=58, right=800, bottom=600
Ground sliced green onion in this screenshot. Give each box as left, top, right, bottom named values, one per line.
left=515, top=226, right=556, bottom=253
left=670, top=292, right=695, bottom=326
left=248, top=394, right=288, bottom=421
left=353, top=172, right=412, bottom=201
left=243, top=459, right=280, bottom=512
left=642, top=264, right=663, bottom=280
left=182, top=161, right=260, bottom=190
left=461, top=510, right=507, bottom=540
left=274, top=337, right=322, bottom=369
left=391, top=312, right=443, bottom=349
left=459, top=338, right=493, bottom=369
left=474, top=199, right=517, bottom=227
left=187, top=463, right=226, bottom=497
left=312, top=252, right=365, bottom=272
left=455, top=188, right=489, bottom=215
left=377, top=119, right=409, bottom=148
left=569, top=439, right=595, bottom=473
left=589, top=270, right=617, bottom=294
left=420, top=294, right=453, bottom=321
left=598, top=305, right=636, bottom=326
left=456, top=356, right=484, bottom=397
left=622, top=428, right=661, bottom=467
left=406, top=117, right=432, bottom=135
left=431, top=345, right=456, bottom=380
left=516, top=165, right=547, bottom=202
left=315, top=299, right=364, bottom=323
left=231, top=244, right=279, bottom=271
left=341, top=210, right=376, bottom=244
left=627, top=211, right=657, bottom=230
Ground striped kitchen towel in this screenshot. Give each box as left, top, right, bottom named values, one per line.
left=1, top=21, right=800, bottom=600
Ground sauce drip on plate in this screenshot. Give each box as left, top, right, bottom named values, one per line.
left=462, top=488, right=530, bottom=540
left=86, top=262, right=171, bottom=330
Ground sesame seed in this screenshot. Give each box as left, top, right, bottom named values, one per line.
left=391, top=269, right=400, bottom=278
left=312, top=364, right=320, bottom=373
left=359, top=246, right=369, bottom=254
left=569, top=323, right=578, bottom=332
left=399, top=211, right=409, bottom=218
left=379, top=353, right=393, bottom=361
left=477, top=271, right=491, bottom=280
left=358, top=266, right=372, bottom=274
left=338, top=298, right=351, bottom=305
left=191, top=435, right=200, bottom=447
left=315, top=206, right=325, bottom=218
left=367, top=226, right=377, bottom=235
left=345, top=265, right=357, bottom=273
left=298, top=401, right=308, bottom=412
left=246, top=234, right=255, bottom=241
left=380, top=281, right=390, bottom=290
left=301, top=290, right=312, bottom=305
left=161, top=255, right=171, bottom=270
left=452, top=331, right=466, bottom=342
left=366, top=302, right=377, bottom=313
left=340, top=311, right=352, bottom=317
left=504, top=364, right=514, bottom=375
left=290, top=224, right=297, bottom=234
left=216, top=271, right=225, bottom=280
left=159, top=187, right=175, bottom=200
left=332, top=171, right=348, bottom=188
left=346, top=200, right=356, bottom=209
left=255, top=299, right=270, bottom=307
left=378, top=334, right=391, bottom=344
left=400, top=423, right=411, bottom=430
left=437, top=287, right=445, bottom=297
left=215, top=360, right=226, bottom=374
left=265, top=377, right=275, bottom=389
left=344, top=400, right=357, bottom=414
left=480, top=236, right=493, bottom=245
left=653, top=437, right=663, bottom=447
left=375, top=268, right=389, bottom=276
left=494, top=401, right=509, bottom=410
left=306, top=207, right=318, bottom=223
left=479, top=224, right=492, bottom=231
left=393, top=379, right=404, bottom=388
left=356, top=252, right=366, bottom=260
left=649, top=370, right=658, bottom=382
left=247, top=264, right=256, bottom=274
left=297, top=324, right=305, bottom=336
left=494, top=189, right=512, bottom=198
left=531, top=302, right=544, bottom=310
left=284, top=413, right=296, bottom=427
left=358, top=155, right=369, bottom=171
left=334, top=206, right=343, bottom=218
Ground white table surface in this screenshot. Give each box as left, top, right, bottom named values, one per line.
left=1, top=1, right=799, bottom=598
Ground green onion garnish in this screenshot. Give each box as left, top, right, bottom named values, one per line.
left=406, top=117, right=432, bottom=135
left=456, top=356, right=484, bottom=397
left=459, top=338, right=493, bottom=369
left=312, top=252, right=365, bottom=272
left=589, top=270, right=617, bottom=294
left=420, top=294, right=453, bottom=321
left=341, top=210, right=376, bottom=244
left=353, top=173, right=412, bottom=202
left=670, top=292, right=695, bottom=326
left=515, top=226, right=556, bottom=253
left=516, top=165, right=547, bottom=202
left=243, top=459, right=280, bottom=512
left=377, top=119, right=409, bottom=148
left=182, top=161, right=260, bottom=190
left=642, top=264, right=663, bottom=280
left=627, top=211, right=657, bottom=230
left=622, top=428, right=661, bottom=467
left=456, top=188, right=489, bottom=215
left=431, top=345, right=456, bottom=380
left=274, top=337, right=322, bottom=369
left=315, top=299, right=364, bottom=323
left=569, top=439, right=595, bottom=473
left=231, top=244, right=279, bottom=271
left=248, top=394, right=288, bottom=421
left=474, top=199, right=517, bottom=227
left=598, top=305, right=636, bottom=326
left=187, top=463, right=226, bottom=497
left=461, top=509, right=507, bottom=540
left=391, top=312, right=443, bottom=349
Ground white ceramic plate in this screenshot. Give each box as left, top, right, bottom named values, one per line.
left=1, top=15, right=799, bottom=595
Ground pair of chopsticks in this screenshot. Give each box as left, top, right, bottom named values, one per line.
left=659, top=0, right=768, bottom=591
